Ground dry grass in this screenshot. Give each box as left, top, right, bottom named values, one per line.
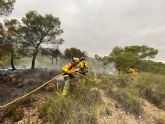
left=38, top=79, right=101, bottom=124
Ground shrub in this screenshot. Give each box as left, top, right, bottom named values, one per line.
left=109, top=87, right=143, bottom=116
left=38, top=79, right=100, bottom=124
left=0, top=105, right=24, bottom=122
left=38, top=93, right=97, bottom=124
left=114, top=74, right=131, bottom=88
left=135, top=73, right=165, bottom=110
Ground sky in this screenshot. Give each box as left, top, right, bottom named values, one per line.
left=1, top=0, right=165, bottom=61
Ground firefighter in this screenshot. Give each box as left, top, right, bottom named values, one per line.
left=128, top=65, right=138, bottom=76
left=78, top=57, right=88, bottom=76
left=77, top=57, right=88, bottom=83
left=62, top=57, right=79, bottom=96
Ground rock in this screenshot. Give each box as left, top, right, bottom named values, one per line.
left=99, top=106, right=112, bottom=116
left=8, top=74, right=16, bottom=78
left=11, top=77, right=17, bottom=83
left=144, top=102, right=148, bottom=106
left=115, top=103, right=119, bottom=108
left=17, top=78, right=23, bottom=83
left=56, top=76, right=64, bottom=82
left=17, top=83, right=24, bottom=88
left=24, top=79, right=36, bottom=85
left=120, top=111, right=123, bottom=115
left=34, top=73, right=41, bottom=77
left=90, top=87, right=99, bottom=92
left=32, top=113, right=36, bottom=116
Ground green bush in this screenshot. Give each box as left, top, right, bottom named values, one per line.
left=98, top=74, right=143, bottom=115
left=38, top=93, right=98, bottom=124
left=135, top=73, right=165, bottom=110
left=72, top=81, right=101, bottom=107
left=39, top=96, right=76, bottom=124
left=109, top=87, right=143, bottom=116
left=102, top=72, right=165, bottom=113
left=114, top=74, right=131, bottom=88
left=97, top=75, right=114, bottom=91
left=38, top=80, right=100, bottom=124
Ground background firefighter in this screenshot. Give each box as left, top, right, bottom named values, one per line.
left=128, top=65, right=138, bottom=76
left=77, top=57, right=88, bottom=83
left=78, top=57, right=88, bottom=76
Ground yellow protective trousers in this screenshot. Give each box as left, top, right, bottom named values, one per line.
left=62, top=76, right=71, bottom=96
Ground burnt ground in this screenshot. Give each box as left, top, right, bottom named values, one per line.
left=0, top=68, right=63, bottom=123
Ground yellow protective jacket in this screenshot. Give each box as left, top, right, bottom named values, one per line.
left=129, top=68, right=138, bottom=76
left=62, top=63, right=75, bottom=74
left=78, top=60, right=88, bottom=69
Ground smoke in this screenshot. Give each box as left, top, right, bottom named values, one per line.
left=1, top=55, right=116, bottom=75
left=87, top=57, right=116, bottom=75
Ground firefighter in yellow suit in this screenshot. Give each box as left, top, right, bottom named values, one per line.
left=128, top=66, right=138, bottom=76
left=62, top=57, right=79, bottom=96
left=77, top=57, right=88, bottom=83
left=78, top=57, right=88, bottom=76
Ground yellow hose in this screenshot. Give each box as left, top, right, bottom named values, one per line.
left=0, top=70, right=97, bottom=109
left=75, top=70, right=97, bottom=82
left=0, top=73, right=64, bottom=109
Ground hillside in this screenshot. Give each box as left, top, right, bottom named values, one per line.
left=0, top=70, right=165, bottom=124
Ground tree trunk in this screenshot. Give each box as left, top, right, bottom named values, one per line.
left=51, top=57, right=54, bottom=65
left=31, top=48, right=38, bottom=69
left=11, top=51, right=16, bottom=70
left=55, top=57, right=58, bottom=65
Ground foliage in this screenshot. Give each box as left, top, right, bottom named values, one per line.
left=94, top=54, right=102, bottom=61
left=0, top=0, right=15, bottom=16
left=94, top=54, right=110, bottom=65
left=0, top=105, right=24, bottom=122
left=38, top=79, right=100, bottom=124
left=0, top=23, right=6, bottom=58
left=0, top=10, right=64, bottom=69
left=0, top=19, right=21, bottom=69
left=18, top=11, right=63, bottom=69
left=98, top=75, right=143, bottom=116
left=135, top=73, right=165, bottom=110
left=64, top=47, right=86, bottom=59
left=98, top=45, right=158, bottom=73
left=137, top=60, right=165, bottom=74
left=98, top=72, right=165, bottom=115
left=111, top=51, right=139, bottom=72
left=124, top=45, right=158, bottom=59
left=41, top=48, right=61, bottom=64
left=110, top=87, right=143, bottom=115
